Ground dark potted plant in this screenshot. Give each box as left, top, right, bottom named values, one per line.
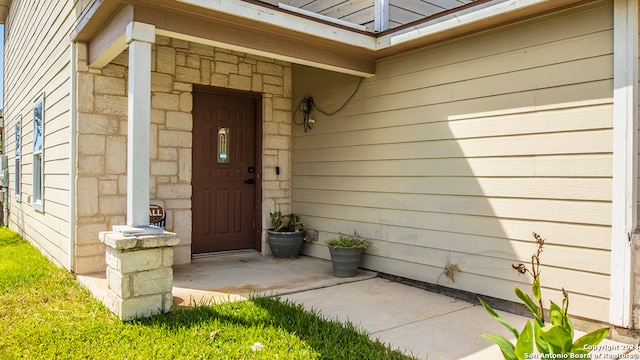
left=325, top=230, right=371, bottom=277
left=267, top=211, right=307, bottom=258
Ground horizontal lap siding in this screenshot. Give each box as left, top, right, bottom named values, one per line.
left=292, top=0, right=613, bottom=322
left=3, top=0, right=81, bottom=270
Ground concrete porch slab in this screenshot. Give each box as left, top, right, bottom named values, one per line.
left=77, top=253, right=376, bottom=308
left=77, top=253, right=632, bottom=360
left=171, top=253, right=377, bottom=306
left=282, top=277, right=630, bottom=359
left=281, top=277, right=528, bottom=359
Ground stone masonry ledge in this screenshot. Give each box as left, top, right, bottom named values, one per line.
left=99, top=230, right=180, bottom=250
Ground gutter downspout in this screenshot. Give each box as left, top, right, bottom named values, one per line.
left=68, top=43, right=77, bottom=272
left=374, top=0, right=388, bottom=32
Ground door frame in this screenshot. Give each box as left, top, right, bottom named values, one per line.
left=192, top=84, right=263, bottom=253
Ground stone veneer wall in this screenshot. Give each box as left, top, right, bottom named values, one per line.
left=75, top=36, right=293, bottom=274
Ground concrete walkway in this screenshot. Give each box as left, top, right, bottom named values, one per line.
left=78, top=253, right=632, bottom=360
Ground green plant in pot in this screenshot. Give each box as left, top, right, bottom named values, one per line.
left=325, top=230, right=371, bottom=277
left=267, top=211, right=307, bottom=259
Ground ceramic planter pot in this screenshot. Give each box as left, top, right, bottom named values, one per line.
left=267, top=230, right=305, bottom=258
left=329, top=246, right=364, bottom=277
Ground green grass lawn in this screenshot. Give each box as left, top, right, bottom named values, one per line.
left=0, top=228, right=416, bottom=359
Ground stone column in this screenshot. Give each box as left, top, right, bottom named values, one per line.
left=100, top=231, right=180, bottom=320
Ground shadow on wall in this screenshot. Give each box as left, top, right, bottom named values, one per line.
left=290, top=1, right=613, bottom=348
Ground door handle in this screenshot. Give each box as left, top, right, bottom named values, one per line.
left=244, top=179, right=255, bottom=184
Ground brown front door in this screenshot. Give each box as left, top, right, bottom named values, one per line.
left=192, top=86, right=261, bottom=254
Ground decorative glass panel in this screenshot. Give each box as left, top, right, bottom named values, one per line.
left=218, top=127, right=229, bottom=163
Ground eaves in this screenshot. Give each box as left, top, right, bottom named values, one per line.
left=71, top=0, right=597, bottom=77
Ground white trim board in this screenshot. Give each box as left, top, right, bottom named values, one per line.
left=610, top=0, right=638, bottom=328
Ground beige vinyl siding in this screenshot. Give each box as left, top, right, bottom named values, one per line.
left=293, top=0, right=613, bottom=322
left=3, top=0, right=89, bottom=270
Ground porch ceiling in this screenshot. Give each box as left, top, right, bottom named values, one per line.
left=72, top=0, right=596, bottom=77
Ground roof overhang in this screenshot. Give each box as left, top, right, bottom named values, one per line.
left=373, top=0, right=596, bottom=58
left=0, top=0, right=11, bottom=24
left=71, top=0, right=596, bottom=77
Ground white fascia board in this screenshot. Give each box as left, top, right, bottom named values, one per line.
left=376, top=0, right=557, bottom=49
left=175, top=0, right=376, bottom=50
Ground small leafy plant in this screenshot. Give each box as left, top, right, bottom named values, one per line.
left=325, top=230, right=371, bottom=249
left=479, top=233, right=609, bottom=360
left=269, top=211, right=307, bottom=232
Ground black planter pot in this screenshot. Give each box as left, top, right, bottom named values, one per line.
left=328, top=247, right=364, bottom=277
left=267, top=230, right=305, bottom=258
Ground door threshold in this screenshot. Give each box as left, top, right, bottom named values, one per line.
left=192, top=249, right=259, bottom=262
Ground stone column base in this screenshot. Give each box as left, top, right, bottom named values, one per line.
left=99, top=231, right=180, bottom=320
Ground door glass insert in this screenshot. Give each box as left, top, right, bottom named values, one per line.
left=218, top=127, right=229, bottom=163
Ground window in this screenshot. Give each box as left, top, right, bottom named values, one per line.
left=33, top=94, right=44, bottom=212
left=14, top=115, right=21, bottom=202
left=217, top=127, right=230, bottom=163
